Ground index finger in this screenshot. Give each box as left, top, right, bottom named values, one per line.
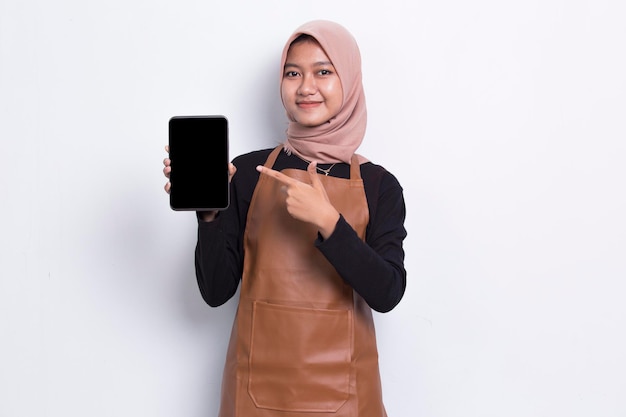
left=256, top=165, right=300, bottom=186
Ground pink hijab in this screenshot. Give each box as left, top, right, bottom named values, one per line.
left=280, top=20, right=367, bottom=164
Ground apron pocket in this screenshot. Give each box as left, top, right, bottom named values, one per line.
left=249, top=301, right=353, bottom=412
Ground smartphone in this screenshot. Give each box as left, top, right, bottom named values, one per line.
left=168, top=115, right=229, bottom=211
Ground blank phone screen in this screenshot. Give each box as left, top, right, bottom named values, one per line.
left=168, top=116, right=229, bottom=211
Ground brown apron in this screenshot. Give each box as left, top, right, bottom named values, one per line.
left=219, top=147, right=387, bottom=417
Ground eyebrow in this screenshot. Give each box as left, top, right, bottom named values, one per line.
left=284, top=61, right=334, bottom=69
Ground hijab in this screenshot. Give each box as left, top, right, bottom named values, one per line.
left=280, top=20, right=367, bottom=164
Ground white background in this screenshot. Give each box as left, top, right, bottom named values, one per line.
left=1, top=0, right=625, bottom=416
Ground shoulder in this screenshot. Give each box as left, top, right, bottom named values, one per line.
left=230, top=148, right=281, bottom=192
left=232, top=148, right=275, bottom=167
left=360, top=162, right=406, bottom=232
left=361, top=162, right=404, bottom=193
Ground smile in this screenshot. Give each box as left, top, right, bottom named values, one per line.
left=297, top=101, right=322, bottom=109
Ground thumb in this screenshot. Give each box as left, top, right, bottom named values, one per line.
left=307, top=161, right=324, bottom=189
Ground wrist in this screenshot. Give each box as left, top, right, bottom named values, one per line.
left=199, top=210, right=218, bottom=222
left=319, top=210, right=340, bottom=240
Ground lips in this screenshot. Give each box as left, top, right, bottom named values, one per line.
left=297, top=101, right=322, bottom=109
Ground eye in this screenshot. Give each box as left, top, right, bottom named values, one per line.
left=284, top=71, right=300, bottom=78
left=318, top=69, right=332, bottom=76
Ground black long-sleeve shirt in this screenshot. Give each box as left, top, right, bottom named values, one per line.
left=195, top=148, right=407, bottom=313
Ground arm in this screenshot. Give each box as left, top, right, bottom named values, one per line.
left=194, top=209, right=243, bottom=307
left=194, top=163, right=245, bottom=307
left=316, top=171, right=407, bottom=313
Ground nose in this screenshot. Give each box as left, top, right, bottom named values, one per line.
left=297, top=74, right=317, bottom=95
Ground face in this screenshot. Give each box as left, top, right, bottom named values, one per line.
left=281, top=40, right=343, bottom=127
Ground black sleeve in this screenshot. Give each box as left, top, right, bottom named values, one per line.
left=315, top=170, right=407, bottom=313
left=194, top=215, right=241, bottom=307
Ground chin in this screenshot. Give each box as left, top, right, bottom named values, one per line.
left=295, top=116, right=328, bottom=128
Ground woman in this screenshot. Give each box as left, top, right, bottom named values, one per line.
left=164, top=20, right=407, bottom=417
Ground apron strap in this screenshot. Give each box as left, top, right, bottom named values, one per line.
left=350, top=154, right=362, bottom=180
left=264, top=146, right=283, bottom=169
